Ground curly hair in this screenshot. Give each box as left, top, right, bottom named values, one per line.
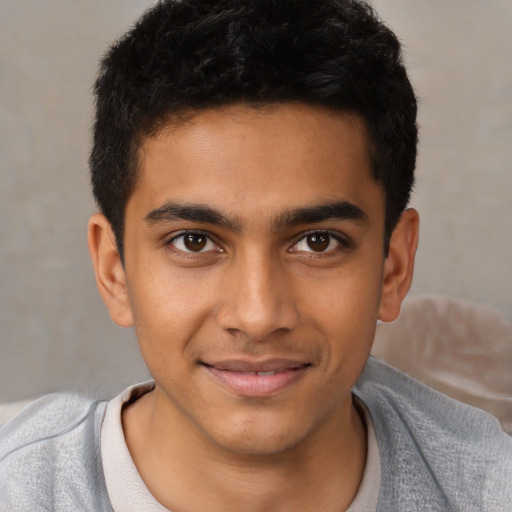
left=90, top=0, right=417, bottom=258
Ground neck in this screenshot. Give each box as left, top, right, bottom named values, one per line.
left=122, top=389, right=367, bottom=512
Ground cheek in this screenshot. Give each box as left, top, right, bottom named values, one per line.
left=305, top=263, right=382, bottom=327
left=127, top=264, right=218, bottom=363
left=305, top=260, right=382, bottom=372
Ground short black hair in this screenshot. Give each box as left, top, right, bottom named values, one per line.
left=90, top=0, right=417, bottom=259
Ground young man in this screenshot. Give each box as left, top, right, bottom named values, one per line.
left=1, top=0, right=511, bottom=510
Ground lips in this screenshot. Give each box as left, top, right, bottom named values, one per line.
left=202, top=358, right=310, bottom=397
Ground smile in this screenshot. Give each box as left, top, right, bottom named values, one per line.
left=202, top=359, right=311, bottom=397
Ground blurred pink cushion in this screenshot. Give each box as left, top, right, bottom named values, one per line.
left=372, top=294, right=512, bottom=434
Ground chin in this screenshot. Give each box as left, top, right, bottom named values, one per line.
left=215, top=433, right=302, bottom=458
left=205, top=414, right=310, bottom=458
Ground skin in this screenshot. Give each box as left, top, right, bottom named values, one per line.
left=88, top=103, right=419, bottom=511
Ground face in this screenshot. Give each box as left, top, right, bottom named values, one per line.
left=113, top=104, right=391, bottom=455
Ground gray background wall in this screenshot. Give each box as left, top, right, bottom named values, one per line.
left=1, top=1, right=511, bottom=402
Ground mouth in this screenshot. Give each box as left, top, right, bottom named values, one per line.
left=201, top=358, right=311, bottom=397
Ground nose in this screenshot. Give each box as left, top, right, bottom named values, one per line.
left=216, top=249, right=300, bottom=342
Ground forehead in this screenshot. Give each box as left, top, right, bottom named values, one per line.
left=129, top=103, right=384, bottom=226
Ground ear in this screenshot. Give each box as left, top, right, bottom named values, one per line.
left=88, top=213, right=134, bottom=327
left=378, top=208, right=419, bottom=322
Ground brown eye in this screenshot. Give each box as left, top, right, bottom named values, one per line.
left=291, top=231, right=346, bottom=254
left=168, top=231, right=219, bottom=255
left=306, top=233, right=330, bottom=252
left=183, top=233, right=207, bottom=251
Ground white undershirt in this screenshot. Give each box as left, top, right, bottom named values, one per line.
left=101, top=383, right=380, bottom=512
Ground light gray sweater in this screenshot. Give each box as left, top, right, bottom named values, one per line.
left=1, top=357, right=511, bottom=511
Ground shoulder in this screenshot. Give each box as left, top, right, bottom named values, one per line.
left=0, top=393, right=112, bottom=511
left=0, top=393, right=104, bottom=463
left=354, top=357, right=512, bottom=512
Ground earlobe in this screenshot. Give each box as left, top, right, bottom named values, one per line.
left=88, top=213, right=134, bottom=328
left=378, top=208, right=419, bottom=322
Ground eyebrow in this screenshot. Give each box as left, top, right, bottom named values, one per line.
left=274, top=200, right=369, bottom=230
left=145, top=202, right=242, bottom=232
left=144, top=200, right=368, bottom=232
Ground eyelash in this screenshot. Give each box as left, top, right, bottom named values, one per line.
left=165, top=229, right=351, bottom=256
left=165, top=230, right=222, bottom=255
left=290, top=230, right=352, bottom=255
